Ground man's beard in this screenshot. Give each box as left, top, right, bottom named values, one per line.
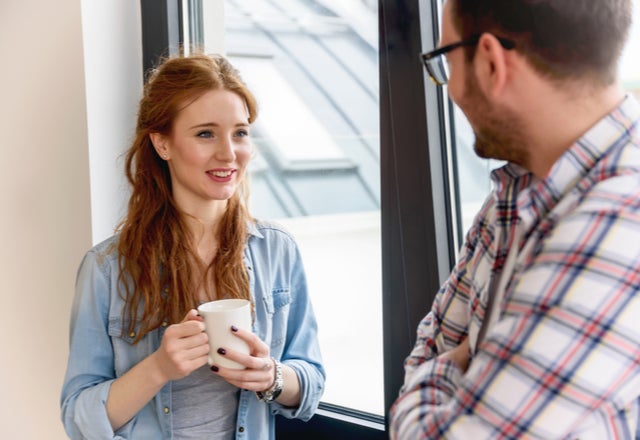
left=463, top=69, right=530, bottom=167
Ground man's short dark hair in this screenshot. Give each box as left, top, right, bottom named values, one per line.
left=450, top=0, right=632, bottom=85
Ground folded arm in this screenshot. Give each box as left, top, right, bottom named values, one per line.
left=391, top=207, right=640, bottom=439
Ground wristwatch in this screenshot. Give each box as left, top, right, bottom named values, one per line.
left=256, top=358, right=283, bottom=403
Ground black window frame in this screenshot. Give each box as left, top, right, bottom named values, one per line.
left=139, top=0, right=459, bottom=435
left=380, top=0, right=457, bottom=425
left=140, top=0, right=183, bottom=78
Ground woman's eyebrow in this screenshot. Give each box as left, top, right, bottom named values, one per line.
left=189, top=122, right=249, bottom=129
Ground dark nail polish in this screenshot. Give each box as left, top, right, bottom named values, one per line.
left=231, top=325, right=238, bottom=332
left=217, top=348, right=226, bottom=355
left=210, top=365, right=219, bottom=372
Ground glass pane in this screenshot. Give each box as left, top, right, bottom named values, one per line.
left=451, top=107, right=503, bottom=236
left=201, top=0, right=383, bottom=416
left=621, top=0, right=640, bottom=99
left=451, top=0, right=640, bottom=244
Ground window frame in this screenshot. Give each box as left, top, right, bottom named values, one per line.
left=379, top=0, right=457, bottom=423
left=140, top=0, right=183, bottom=77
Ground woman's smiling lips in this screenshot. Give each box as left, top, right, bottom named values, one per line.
left=206, top=168, right=236, bottom=182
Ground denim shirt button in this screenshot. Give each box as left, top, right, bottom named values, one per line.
left=163, top=407, right=170, bottom=414
left=238, top=426, right=245, bottom=433
left=129, top=331, right=136, bottom=338
left=161, top=321, right=168, bottom=327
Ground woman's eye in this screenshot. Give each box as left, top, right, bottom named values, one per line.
left=235, top=129, right=250, bottom=138
left=197, top=130, right=213, bottom=138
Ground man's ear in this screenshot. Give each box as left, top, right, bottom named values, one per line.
left=474, top=32, right=510, bottom=98
left=149, top=132, right=170, bottom=160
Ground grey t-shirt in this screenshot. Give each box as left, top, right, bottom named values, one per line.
left=171, top=364, right=240, bottom=439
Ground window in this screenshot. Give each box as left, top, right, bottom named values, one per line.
left=138, top=0, right=454, bottom=436
left=621, top=0, right=640, bottom=99
left=216, top=1, right=384, bottom=420
left=141, top=0, right=640, bottom=436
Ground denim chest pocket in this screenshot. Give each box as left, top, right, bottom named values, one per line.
left=262, top=288, right=291, bottom=351
left=108, top=317, right=150, bottom=376
left=262, top=287, right=292, bottom=314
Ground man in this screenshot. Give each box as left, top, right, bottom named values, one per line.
left=391, top=0, right=640, bottom=438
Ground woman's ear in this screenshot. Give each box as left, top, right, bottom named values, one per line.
left=149, top=133, right=170, bottom=160
left=474, top=32, right=509, bottom=98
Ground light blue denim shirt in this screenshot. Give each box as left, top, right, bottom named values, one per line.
left=61, top=220, right=325, bottom=439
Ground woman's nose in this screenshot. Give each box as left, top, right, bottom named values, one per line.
left=215, top=137, right=236, bottom=162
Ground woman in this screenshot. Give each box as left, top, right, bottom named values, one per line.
left=61, top=53, right=325, bottom=439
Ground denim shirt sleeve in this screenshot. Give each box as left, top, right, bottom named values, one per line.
left=276, top=243, right=324, bottom=420
left=61, top=245, right=124, bottom=439
left=272, top=251, right=325, bottom=419
left=249, top=224, right=326, bottom=422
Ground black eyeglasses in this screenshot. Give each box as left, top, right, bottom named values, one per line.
left=421, top=35, right=516, bottom=86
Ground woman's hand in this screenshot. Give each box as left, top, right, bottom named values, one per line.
left=212, top=326, right=303, bottom=407
left=107, top=310, right=209, bottom=431
left=153, top=309, right=210, bottom=382
left=210, top=326, right=275, bottom=392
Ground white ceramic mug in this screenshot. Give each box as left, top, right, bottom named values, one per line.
left=197, top=298, right=252, bottom=370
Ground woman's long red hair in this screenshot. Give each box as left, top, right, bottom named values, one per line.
left=116, top=53, right=257, bottom=343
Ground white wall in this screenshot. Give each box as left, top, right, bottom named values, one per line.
left=0, top=0, right=91, bottom=438
left=0, top=0, right=141, bottom=438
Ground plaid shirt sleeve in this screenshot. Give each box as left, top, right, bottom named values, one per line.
left=390, top=176, right=640, bottom=439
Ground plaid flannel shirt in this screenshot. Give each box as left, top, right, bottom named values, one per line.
left=391, top=95, right=640, bottom=439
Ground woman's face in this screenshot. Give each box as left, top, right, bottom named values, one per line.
left=152, top=88, right=252, bottom=213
